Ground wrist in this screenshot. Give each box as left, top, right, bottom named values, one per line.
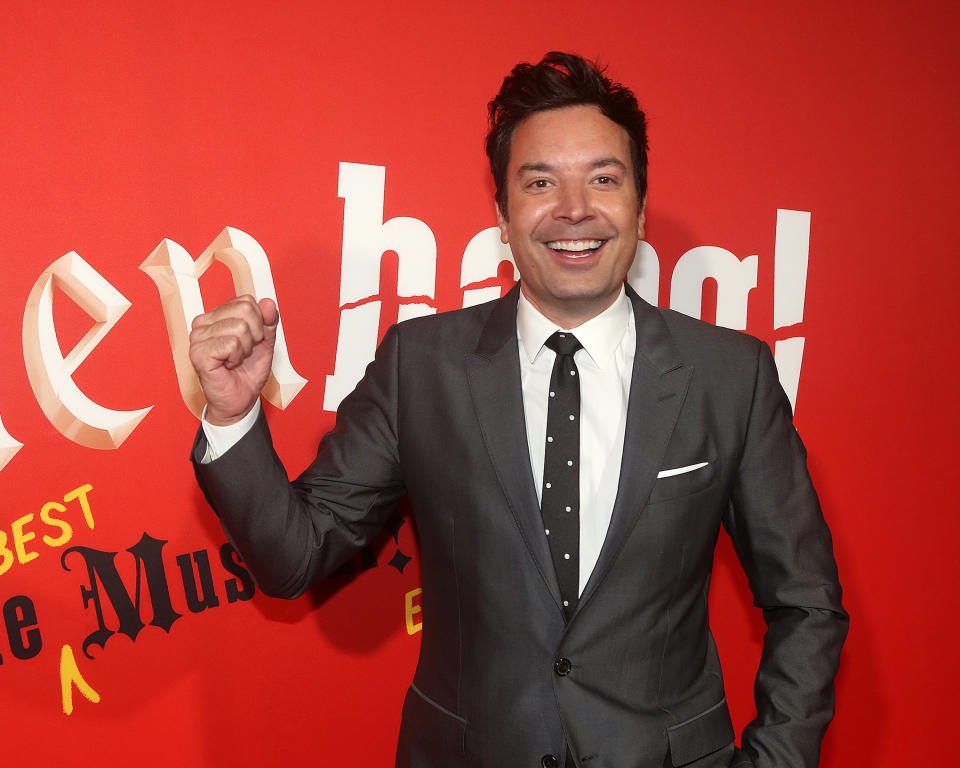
left=204, top=400, right=258, bottom=427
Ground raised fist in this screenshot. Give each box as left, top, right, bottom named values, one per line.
left=188, top=295, right=278, bottom=426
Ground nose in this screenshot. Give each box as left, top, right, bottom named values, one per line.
left=553, top=183, right=592, bottom=224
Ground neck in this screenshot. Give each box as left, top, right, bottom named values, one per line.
left=520, top=287, right=622, bottom=329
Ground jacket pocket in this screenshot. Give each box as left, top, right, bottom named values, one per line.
left=665, top=698, right=735, bottom=766
left=398, top=683, right=467, bottom=759
left=648, top=457, right=719, bottom=504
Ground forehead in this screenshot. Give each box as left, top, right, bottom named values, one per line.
left=508, top=105, right=632, bottom=170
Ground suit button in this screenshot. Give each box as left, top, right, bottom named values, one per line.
left=540, top=755, right=559, bottom=768
left=554, top=657, right=572, bottom=676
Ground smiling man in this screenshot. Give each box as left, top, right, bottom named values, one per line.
left=496, top=104, right=643, bottom=329
left=190, top=52, right=847, bottom=768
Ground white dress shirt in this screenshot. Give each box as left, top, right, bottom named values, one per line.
left=201, top=399, right=261, bottom=462
left=203, top=288, right=636, bottom=595
left=516, top=288, right=635, bottom=595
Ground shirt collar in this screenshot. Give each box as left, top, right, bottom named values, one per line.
left=517, top=286, right=631, bottom=368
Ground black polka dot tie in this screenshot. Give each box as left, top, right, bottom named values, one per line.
left=541, top=331, right=582, bottom=621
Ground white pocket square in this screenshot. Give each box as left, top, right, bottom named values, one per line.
left=657, top=461, right=709, bottom=479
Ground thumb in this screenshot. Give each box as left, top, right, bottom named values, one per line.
left=258, top=298, right=280, bottom=346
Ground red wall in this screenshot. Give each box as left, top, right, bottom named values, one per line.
left=1, top=2, right=957, bottom=765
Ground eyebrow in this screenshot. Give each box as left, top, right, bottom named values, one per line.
left=516, top=157, right=629, bottom=175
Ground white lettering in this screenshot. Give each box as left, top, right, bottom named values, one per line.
left=0, top=415, right=23, bottom=472
left=626, top=240, right=660, bottom=305
left=774, top=209, right=810, bottom=329
left=670, top=246, right=758, bottom=330
left=460, top=227, right=517, bottom=308
left=774, top=337, right=805, bottom=413
left=22, top=253, right=152, bottom=449
left=140, top=227, right=307, bottom=418
left=324, top=163, right=438, bottom=411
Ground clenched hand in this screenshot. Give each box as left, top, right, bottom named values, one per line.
left=188, top=295, right=278, bottom=426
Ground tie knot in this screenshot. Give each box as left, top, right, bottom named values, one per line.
left=545, top=331, right=582, bottom=357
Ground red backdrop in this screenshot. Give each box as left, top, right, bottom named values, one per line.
left=1, top=2, right=957, bottom=765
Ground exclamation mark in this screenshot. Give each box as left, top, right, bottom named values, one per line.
left=773, top=209, right=811, bottom=412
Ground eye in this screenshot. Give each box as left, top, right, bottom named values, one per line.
left=593, top=175, right=615, bottom=185
left=529, top=178, right=551, bottom=189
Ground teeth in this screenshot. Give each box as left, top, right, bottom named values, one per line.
left=547, top=239, right=603, bottom=252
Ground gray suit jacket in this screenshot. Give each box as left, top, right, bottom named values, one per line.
left=192, top=284, right=847, bottom=768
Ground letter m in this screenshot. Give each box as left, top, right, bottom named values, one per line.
left=61, top=533, right=183, bottom=659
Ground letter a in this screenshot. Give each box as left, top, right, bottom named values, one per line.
left=60, top=643, right=101, bottom=715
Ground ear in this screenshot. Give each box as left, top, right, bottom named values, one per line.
left=637, top=199, right=647, bottom=240
left=496, top=202, right=510, bottom=244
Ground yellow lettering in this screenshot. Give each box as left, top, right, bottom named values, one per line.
left=40, top=502, right=72, bottom=547
left=60, top=643, right=101, bottom=715
left=11, top=514, right=38, bottom=564
left=63, top=483, right=94, bottom=529
left=0, top=530, right=13, bottom=575
left=404, top=587, right=423, bottom=635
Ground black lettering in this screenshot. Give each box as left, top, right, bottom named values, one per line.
left=219, top=543, right=255, bottom=603
left=61, top=532, right=182, bottom=659
left=176, top=550, right=220, bottom=613
left=3, top=595, right=42, bottom=661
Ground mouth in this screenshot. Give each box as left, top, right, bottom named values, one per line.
left=545, top=239, right=605, bottom=258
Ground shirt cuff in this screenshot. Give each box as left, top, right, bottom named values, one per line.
left=200, top=400, right=262, bottom=463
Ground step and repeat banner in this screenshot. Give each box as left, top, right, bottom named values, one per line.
left=1, top=2, right=956, bottom=765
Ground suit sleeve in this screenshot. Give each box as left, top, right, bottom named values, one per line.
left=191, top=325, right=406, bottom=598
left=723, top=341, right=849, bottom=768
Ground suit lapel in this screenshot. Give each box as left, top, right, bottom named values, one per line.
left=465, top=285, right=563, bottom=606
left=578, top=287, right=693, bottom=610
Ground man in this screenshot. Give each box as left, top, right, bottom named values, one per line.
left=189, top=52, right=847, bottom=768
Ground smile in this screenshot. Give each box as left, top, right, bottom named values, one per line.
left=545, top=239, right=605, bottom=258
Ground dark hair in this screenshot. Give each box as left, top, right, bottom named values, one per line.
left=486, top=51, right=648, bottom=215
